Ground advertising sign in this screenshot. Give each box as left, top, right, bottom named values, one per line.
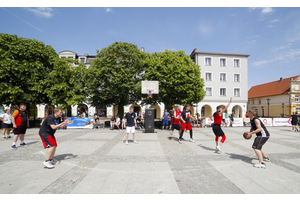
left=273, top=118, right=292, bottom=127
left=232, top=118, right=244, bottom=126
left=259, top=118, right=273, bottom=126
left=66, top=117, right=94, bottom=129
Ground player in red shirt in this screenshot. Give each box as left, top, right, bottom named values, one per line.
left=169, top=106, right=182, bottom=139
left=209, top=97, right=232, bottom=152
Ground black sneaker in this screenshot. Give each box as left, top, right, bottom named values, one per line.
left=11, top=145, right=17, bottom=149
left=20, top=143, right=27, bottom=146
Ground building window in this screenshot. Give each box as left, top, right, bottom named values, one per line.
left=205, top=57, right=212, bottom=66
left=259, top=99, right=261, bottom=104
left=220, top=88, right=226, bottom=96
left=61, top=57, right=66, bottom=59
left=220, top=58, right=226, bottom=67
left=206, top=87, right=212, bottom=96
left=252, top=100, right=255, bottom=104
left=220, top=73, right=226, bottom=81
left=234, top=88, right=240, bottom=97
left=234, top=59, right=240, bottom=67
left=296, top=96, right=299, bottom=102
left=80, top=58, right=85, bottom=63
left=68, top=57, right=73, bottom=60
left=205, top=73, right=212, bottom=81
left=234, top=74, right=240, bottom=82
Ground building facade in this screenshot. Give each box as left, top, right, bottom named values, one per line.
left=248, top=75, right=300, bottom=117
left=190, top=48, right=249, bottom=118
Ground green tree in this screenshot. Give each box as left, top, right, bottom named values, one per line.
left=144, top=50, right=205, bottom=110
left=40, top=58, right=88, bottom=110
left=0, top=33, right=57, bottom=106
left=85, top=42, right=146, bottom=118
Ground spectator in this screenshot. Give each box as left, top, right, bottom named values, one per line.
left=0, top=109, right=12, bottom=139
left=112, top=116, right=120, bottom=130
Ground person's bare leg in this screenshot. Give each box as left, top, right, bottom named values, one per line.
left=254, top=149, right=263, bottom=163
left=261, top=148, right=267, bottom=159
left=12, top=134, right=19, bottom=143
left=46, top=146, right=56, bottom=160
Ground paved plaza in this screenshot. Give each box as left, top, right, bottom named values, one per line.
left=1, top=126, right=300, bottom=194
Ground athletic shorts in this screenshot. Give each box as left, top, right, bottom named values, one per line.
left=171, top=124, right=181, bottom=131
left=212, top=124, right=225, bottom=136
left=14, top=126, right=27, bottom=135
left=126, top=126, right=135, bottom=134
left=162, top=119, right=168, bottom=125
left=2, top=123, right=13, bottom=129
left=39, top=133, right=57, bottom=148
left=181, top=122, right=192, bottom=131
left=292, top=121, right=298, bottom=125
left=252, top=136, right=269, bottom=150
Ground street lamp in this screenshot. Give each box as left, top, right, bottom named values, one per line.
left=267, top=98, right=270, bottom=117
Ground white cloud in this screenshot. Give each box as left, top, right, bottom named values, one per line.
left=25, top=7, right=54, bottom=18
left=253, top=48, right=300, bottom=67
left=261, top=7, right=274, bottom=14
left=105, top=8, right=113, bottom=13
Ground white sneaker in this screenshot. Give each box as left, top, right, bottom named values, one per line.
left=190, top=139, right=195, bottom=143
left=50, top=159, right=60, bottom=165
left=43, top=161, right=55, bottom=169
left=216, top=145, right=222, bottom=152
left=254, top=162, right=266, bottom=169
left=134, top=140, right=138, bottom=144
left=125, top=141, right=129, bottom=145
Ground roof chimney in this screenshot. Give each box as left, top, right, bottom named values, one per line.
left=280, top=77, right=283, bottom=82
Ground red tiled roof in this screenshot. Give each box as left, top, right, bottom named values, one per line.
left=248, top=75, right=300, bottom=99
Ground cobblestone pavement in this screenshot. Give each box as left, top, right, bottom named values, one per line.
left=1, top=126, right=300, bottom=194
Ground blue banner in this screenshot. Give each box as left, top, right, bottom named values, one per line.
left=66, top=117, right=93, bottom=129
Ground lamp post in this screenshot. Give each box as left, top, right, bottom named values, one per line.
left=282, top=103, right=284, bottom=117
left=267, top=98, right=270, bottom=117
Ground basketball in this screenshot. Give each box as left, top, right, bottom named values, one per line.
left=243, top=132, right=251, bottom=140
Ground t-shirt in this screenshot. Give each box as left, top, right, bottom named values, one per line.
left=1, top=113, right=12, bottom=124
left=213, top=112, right=222, bottom=125
left=39, top=114, right=61, bottom=136
left=174, top=110, right=182, bottom=125
left=12, top=110, right=28, bottom=127
left=291, top=115, right=299, bottom=123
left=163, top=112, right=169, bottom=120
left=125, top=112, right=136, bottom=127
left=250, top=117, right=270, bottom=137
left=181, top=110, right=192, bottom=123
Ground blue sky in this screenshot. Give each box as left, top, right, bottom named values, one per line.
left=1, top=2, right=300, bottom=89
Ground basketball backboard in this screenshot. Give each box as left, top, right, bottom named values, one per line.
left=141, top=81, right=159, bottom=94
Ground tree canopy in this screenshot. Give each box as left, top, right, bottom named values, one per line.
left=85, top=42, right=147, bottom=117
left=144, top=50, right=205, bottom=110
left=0, top=33, right=57, bottom=106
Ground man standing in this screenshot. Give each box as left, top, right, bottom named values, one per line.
left=179, top=104, right=194, bottom=144
left=11, top=103, right=29, bottom=149
left=245, top=110, right=270, bottom=169
left=124, top=107, right=138, bottom=145
left=39, top=107, right=70, bottom=169
left=162, top=109, right=169, bottom=130
left=230, top=112, right=234, bottom=127
left=290, top=112, right=299, bottom=132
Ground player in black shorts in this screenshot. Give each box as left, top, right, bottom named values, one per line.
left=39, top=107, right=70, bottom=169
left=290, top=112, right=299, bottom=132
left=245, top=110, right=270, bottom=169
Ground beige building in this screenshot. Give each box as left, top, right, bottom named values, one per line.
left=248, top=75, right=300, bottom=117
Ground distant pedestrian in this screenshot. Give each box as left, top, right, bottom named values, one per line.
left=162, top=109, right=169, bottom=130
left=209, top=98, right=232, bottom=152
left=122, top=112, right=126, bottom=129
left=230, top=112, right=234, bottom=127
left=0, top=109, right=12, bottom=139
left=244, top=110, right=270, bottom=169
left=124, top=107, right=138, bottom=145
left=290, top=112, right=299, bottom=132
left=39, top=107, right=71, bottom=169
left=110, top=117, right=115, bottom=130
left=11, top=103, right=29, bottom=149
